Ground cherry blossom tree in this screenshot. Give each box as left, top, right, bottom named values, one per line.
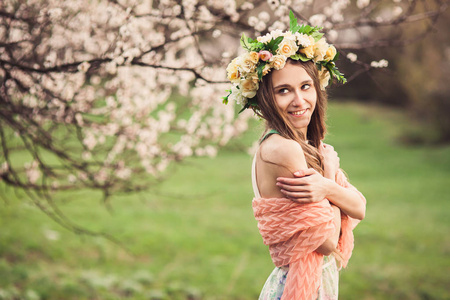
left=0, top=0, right=446, bottom=235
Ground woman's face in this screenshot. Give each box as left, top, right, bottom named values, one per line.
left=271, top=63, right=317, bottom=136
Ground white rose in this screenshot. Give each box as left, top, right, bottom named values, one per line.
left=295, top=33, right=312, bottom=47
left=231, top=85, right=245, bottom=105
left=257, top=33, right=273, bottom=44
left=238, top=53, right=257, bottom=73
left=270, top=29, right=284, bottom=39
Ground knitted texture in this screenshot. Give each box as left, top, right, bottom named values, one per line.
left=252, top=170, right=365, bottom=300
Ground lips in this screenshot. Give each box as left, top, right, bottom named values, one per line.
left=289, top=109, right=307, bottom=116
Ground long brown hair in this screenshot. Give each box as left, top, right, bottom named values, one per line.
left=254, top=59, right=328, bottom=174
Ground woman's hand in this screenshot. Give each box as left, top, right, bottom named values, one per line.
left=320, top=142, right=340, bottom=180
left=276, top=168, right=332, bottom=203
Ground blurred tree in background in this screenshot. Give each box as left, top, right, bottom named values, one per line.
left=334, top=0, right=450, bottom=144
left=0, top=0, right=447, bottom=233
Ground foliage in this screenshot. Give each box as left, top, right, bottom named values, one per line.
left=1, top=102, right=450, bottom=299
left=0, top=0, right=447, bottom=231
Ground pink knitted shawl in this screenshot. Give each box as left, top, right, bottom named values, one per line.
left=252, top=170, right=365, bottom=300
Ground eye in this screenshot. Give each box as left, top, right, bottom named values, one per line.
left=302, top=83, right=312, bottom=90
left=277, top=88, right=289, bottom=94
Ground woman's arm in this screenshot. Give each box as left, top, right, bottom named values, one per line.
left=276, top=142, right=366, bottom=220
left=277, top=169, right=365, bottom=220
left=316, top=204, right=341, bottom=256
left=258, top=135, right=341, bottom=252
left=324, top=174, right=365, bottom=220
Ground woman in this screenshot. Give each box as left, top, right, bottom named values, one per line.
left=224, top=12, right=366, bottom=300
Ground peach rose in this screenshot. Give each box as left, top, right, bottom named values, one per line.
left=270, top=55, right=287, bottom=70
left=247, top=51, right=260, bottom=64
left=241, top=78, right=259, bottom=98
left=277, top=39, right=298, bottom=57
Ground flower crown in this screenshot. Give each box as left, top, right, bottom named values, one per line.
left=223, top=11, right=346, bottom=113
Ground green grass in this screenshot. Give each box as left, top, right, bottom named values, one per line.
left=1, top=102, right=450, bottom=299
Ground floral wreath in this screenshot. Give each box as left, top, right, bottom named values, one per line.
left=223, top=11, right=346, bottom=113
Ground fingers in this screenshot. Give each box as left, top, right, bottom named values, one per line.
left=293, top=168, right=316, bottom=177
left=276, top=181, right=308, bottom=192
left=276, top=176, right=308, bottom=186
left=280, top=190, right=314, bottom=203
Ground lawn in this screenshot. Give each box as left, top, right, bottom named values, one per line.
left=1, top=101, right=449, bottom=299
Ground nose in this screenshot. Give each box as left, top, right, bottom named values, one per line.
left=292, top=89, right=306, bottom=107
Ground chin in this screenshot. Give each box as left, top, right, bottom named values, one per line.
left=291, top=120, right=310, bottom=132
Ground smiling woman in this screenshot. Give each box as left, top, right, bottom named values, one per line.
left=253, top=60, right=365, bottom=300
left=272, top=63, right=317, bottom=136
left=223, top=11, right=366, bottom=300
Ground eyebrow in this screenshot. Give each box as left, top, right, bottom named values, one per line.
left=273, top=80, right=313, bottom=90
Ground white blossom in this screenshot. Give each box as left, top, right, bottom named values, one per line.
left=392, top=6, right=403, bottom=17
left=212, top=29, right=222, bottom=38
left=309, top=14, right=327, bottom=27
left=357, top=0, right=370, bottom=9
left=43, top=228, right=60, bottom=241
left=370, top=59, right=389, bottom=68
left=347, top=52, right=358, bottom=62
left=268, top=0, right=280, bottom=10
left=25, top=161, right=40, bottom=184
left=248, top=16, right=258, bottom=27
left=255, top=21, right=267, bottom=32
left=77, top=61, right=90, bottom=73
left=0, top=162, right=9, bottom=175
left=258, top=11, right=271, bottom=23
left=2, top=0, right=433, bottom=222
left=241, top=2, right=254, bottom=10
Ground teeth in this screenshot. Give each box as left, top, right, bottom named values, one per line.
left=291, top=109, right=306, bottom=116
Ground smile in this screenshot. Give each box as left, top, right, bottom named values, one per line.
left=289, top=109, right=307, bottom=116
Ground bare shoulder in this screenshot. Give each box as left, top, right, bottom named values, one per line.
left=259, top=134, right=307, bottom=172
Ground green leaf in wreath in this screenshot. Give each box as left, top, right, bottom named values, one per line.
left=331, top=51, right=340, bottom=63
left=266, top=36, right=284, bottom=52
left=289, top=10, right=302, bottom=33
left=290, top=53, right=310, bottom=62
left=256, top=62, right=267, bottom=80
left=312, top=31, right=324, bottom=42
left=240, top=33, right=251, bottom=51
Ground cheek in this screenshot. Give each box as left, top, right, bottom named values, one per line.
left=274, top=95, right=290, bottom=110
left=309, top=93, right=318, bottom=111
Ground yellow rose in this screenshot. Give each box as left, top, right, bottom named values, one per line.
left=277, top=39, right=298, bottom=57
left=313, top=38, right=329, bottom=62
left=248, top=51, right=259, bottom=64
left=226, top=59, right=240, bottom=82
left=318, top=69, right=331, bottom=90
left=324, top=45, right=337, bottom=62
left=300, top=45, right=315, bottom=59
left=241, top=78, right=259, bottom=98
left=270, top=55, right=287, bottom=70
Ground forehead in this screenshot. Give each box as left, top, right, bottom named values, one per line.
left=271, top=63, right=312, bottom=87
